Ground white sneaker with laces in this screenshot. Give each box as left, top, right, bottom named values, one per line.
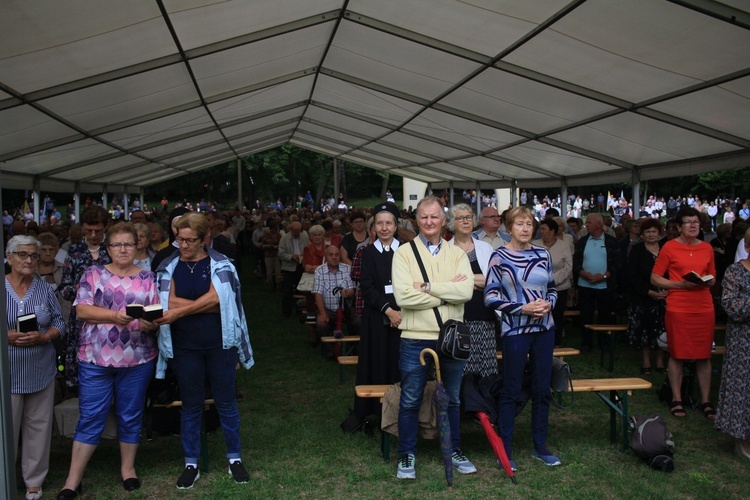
left=397, top=454, right=416, bottom=479
left=452, top=449, right=478, bottom=474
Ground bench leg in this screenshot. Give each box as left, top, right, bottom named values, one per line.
left=609, top=390, right=617, bottom=445
left=620, top=392, right=630, bottom=451
left=596, top=390, right=629, bottom=450
left=380, top=430, right=391, bottom=462
left=339, top=365, right=346, bottom=384
left=609, top=332, right=616, bottom=372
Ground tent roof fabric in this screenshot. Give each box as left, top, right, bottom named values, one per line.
left=1, top=0, right=749, bottom=193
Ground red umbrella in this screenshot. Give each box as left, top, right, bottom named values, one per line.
left=477, top=412, right=517, bottom=483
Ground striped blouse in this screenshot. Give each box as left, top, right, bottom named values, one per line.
left=484, top=246, right=557, bottom=337
left=5, top=276, right=66, bottom=394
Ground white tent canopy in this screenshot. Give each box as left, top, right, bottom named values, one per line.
left=1, top=0, right=750, bottom=194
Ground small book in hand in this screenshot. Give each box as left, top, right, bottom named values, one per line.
left=17, top=313, right=38, bottom=333
left=126, top=304, right=163, bottom=321
left=682, top=271, right=714, bottom=284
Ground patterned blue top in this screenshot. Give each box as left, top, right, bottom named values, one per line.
left=484, top=245, right=557, bottom=337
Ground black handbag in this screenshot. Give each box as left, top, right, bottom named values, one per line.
left=410, top=241, right=471, bottom=361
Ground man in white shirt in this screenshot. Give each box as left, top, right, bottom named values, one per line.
left=472, top=207, right=509, bottom=249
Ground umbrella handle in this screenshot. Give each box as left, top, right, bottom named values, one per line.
left=419, top=348, right=442, bottom=383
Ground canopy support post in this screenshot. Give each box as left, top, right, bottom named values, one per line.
left=449, top=181, right=454, bottom=208
left=476, top=181, right=481, bottom=218
left=237, top=159, right=242, bottom=210
left=75, top=182, right=81, bottom=223
left=102, top=186, right=108, bottom=213
left=510, top=180, right=517, bottom=208
left=561, top=179, right=568, bottom=218
left=33, top=177, right=41, bottom=223
left=632, top=167, right=641, bottom=219
left=123, top=186, right=129, bottom=219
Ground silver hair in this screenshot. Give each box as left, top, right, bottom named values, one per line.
left=133, top=223, right=149, bottom=234
left=6, top=235, right=41, bottom=255
left=416, top=195, right=446, bottom=218
left=309, top=224, right=325, bottom=235
left=447, top=203, right=476, bottom=232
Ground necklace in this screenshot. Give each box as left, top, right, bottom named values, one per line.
left=184, top=260, right=200, bottom=274
left=680, top=237, right=694, bottom=257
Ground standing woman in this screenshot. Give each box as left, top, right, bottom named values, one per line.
left=485, top=206, right=559, bottom=468
left=448, top=204, right=496, bottom=376
left=302, top=225, right=327, bottom=328
left=59, top=206, right=111, bottom=393
left=651, top=207, right=716, bottom=419
left=5, top=236, right=65, bottom=500
left=627, top=219, right=667, bottom=375
left=154, top=213, right=254, bottom=489
left=532, top=218, right=572, bottom=347
left=37, top=231, right=70, bottom=323
left=57, top=223, right=159, bottom=497
left=352, top=204, right=403, bottom=422
left=132, top=223, right=153, bottom=270
left=715, top=228, right=750, bottom=457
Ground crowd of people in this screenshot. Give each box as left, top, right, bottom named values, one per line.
left=3, top=186, right=750, bottom=494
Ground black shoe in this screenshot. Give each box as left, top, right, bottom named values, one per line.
left=229, top=461, right=249, bottom=484
left=176, top=465, right=200, bottom=489
left=122, top=477, right=141, bottom=491
left=56, top=484, right=82, bottom=500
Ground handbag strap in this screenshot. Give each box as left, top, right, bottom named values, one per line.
left=409, top=240, right=443, bottom=329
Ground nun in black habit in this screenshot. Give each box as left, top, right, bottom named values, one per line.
left=353, top=202, right=403, bottom=421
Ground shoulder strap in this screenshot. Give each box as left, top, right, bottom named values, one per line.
left=409, top=240, right=443, bottom=328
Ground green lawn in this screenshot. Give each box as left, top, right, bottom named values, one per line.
left=31, top=254, right=745, bottom=499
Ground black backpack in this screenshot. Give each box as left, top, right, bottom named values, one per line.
left=630, top=413, right=675, bottom=472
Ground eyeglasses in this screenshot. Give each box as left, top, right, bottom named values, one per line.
left=682, top=221, right=700, bottom=226
left=83, top=228, right=104, bottom=235
left=108, top=243, right=135, bottom=251
left=482, top=215, right=501, bottom=220
left=12, top=251, right=41, bottom=261
left=175, top=237, right=201, bottom=245
left=455, top=216, right=473, bottom=222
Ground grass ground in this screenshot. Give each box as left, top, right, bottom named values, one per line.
left=28, top=254, right=746, bottom=499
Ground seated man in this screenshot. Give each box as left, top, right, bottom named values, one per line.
left=313, top=245, right=356, bottom=341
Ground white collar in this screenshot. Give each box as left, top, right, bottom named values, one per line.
left=374, top=239, right=400, bottom=253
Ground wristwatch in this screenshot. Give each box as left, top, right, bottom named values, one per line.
left=420, top=282, right=429, bottom=292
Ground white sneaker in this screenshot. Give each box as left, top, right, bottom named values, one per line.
left=452, top=449, right=477, bottom=474
left=397, top=454, right=416, bottom=479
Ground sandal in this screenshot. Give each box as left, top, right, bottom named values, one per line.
left=670, top=401, right=686, bottom=418
left=700, top=402, right=717, bottom=420
left=640, top=367, right=651, bottom=376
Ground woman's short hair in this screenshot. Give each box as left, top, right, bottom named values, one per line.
left=639, top=218, right=662, bottom=234
left=349, top=211, right=365, bottom=223
left=552, top=216, right=567, bottom=233
left=744, top=226, right=750, bottom=247
left=504, top=206, right=535, bottom=231
left=174, top=213, right=210, bottom=240
left=81, top=205, right=110, bottom=226
left=716, top=223, right=732, bottom=239
left=675, top=207, right=700, bottom=225
left=321, top=220, right=333, bottom=232
left=37, top=232, right=59, bottom=249
left=539, top=218, right=559, bottom=235
left=309, top=224, right=325, bottom=236
left=107, top=222, right=138, bottom=243
left=447, top=203, right=475, bottom=231
left=133, top=223, right=149, bottom=235
left=6, top=235, right=41, bottom=255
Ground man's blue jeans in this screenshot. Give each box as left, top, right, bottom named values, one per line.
left=170, top=347, right=242, bottom=463
left=397, top=338, right=466, bottom=456
left=499, top=329, right=554, bottom=458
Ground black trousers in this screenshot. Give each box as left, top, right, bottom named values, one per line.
left=551, top=288, right=569, bottom=346
left=281, top=266, right=303, bottom=317
left=578, top=286, right=614, bottom=349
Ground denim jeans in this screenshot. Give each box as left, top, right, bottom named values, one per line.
left=76, top=359, right=155, bottom=445
left=170, top=347, right=242, bottom=462
left=499, top=329, right=554, bottom=458
left=397, top=338, right=466, bottom=456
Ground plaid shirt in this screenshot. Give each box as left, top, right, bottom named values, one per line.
left=350, top=246, right=366, bottom=315
left=312, top=262, right=353, bottom=312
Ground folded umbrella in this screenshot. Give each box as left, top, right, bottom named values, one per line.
left=420, top=348, right=453, bottom=490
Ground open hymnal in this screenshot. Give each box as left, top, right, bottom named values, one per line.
left=126, top=304, right=163, bottom=321
left=682, top=271, right=714, bottom=284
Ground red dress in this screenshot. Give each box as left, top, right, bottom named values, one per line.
left=652, top=240, right=716, bottom=359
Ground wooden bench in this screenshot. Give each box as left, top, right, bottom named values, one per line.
left=321, top=336, right=360, bottom=382
left=584, top=324, right=628, bottom=372
left=570, top=378, right=651, bottom=450
left=148, top=399, right=215, bottom=472
left=355, top=385, right=392, bottom=460
left=337, top=355, right=359, bottom=384
left=497, top=347, right=581, bottom=360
